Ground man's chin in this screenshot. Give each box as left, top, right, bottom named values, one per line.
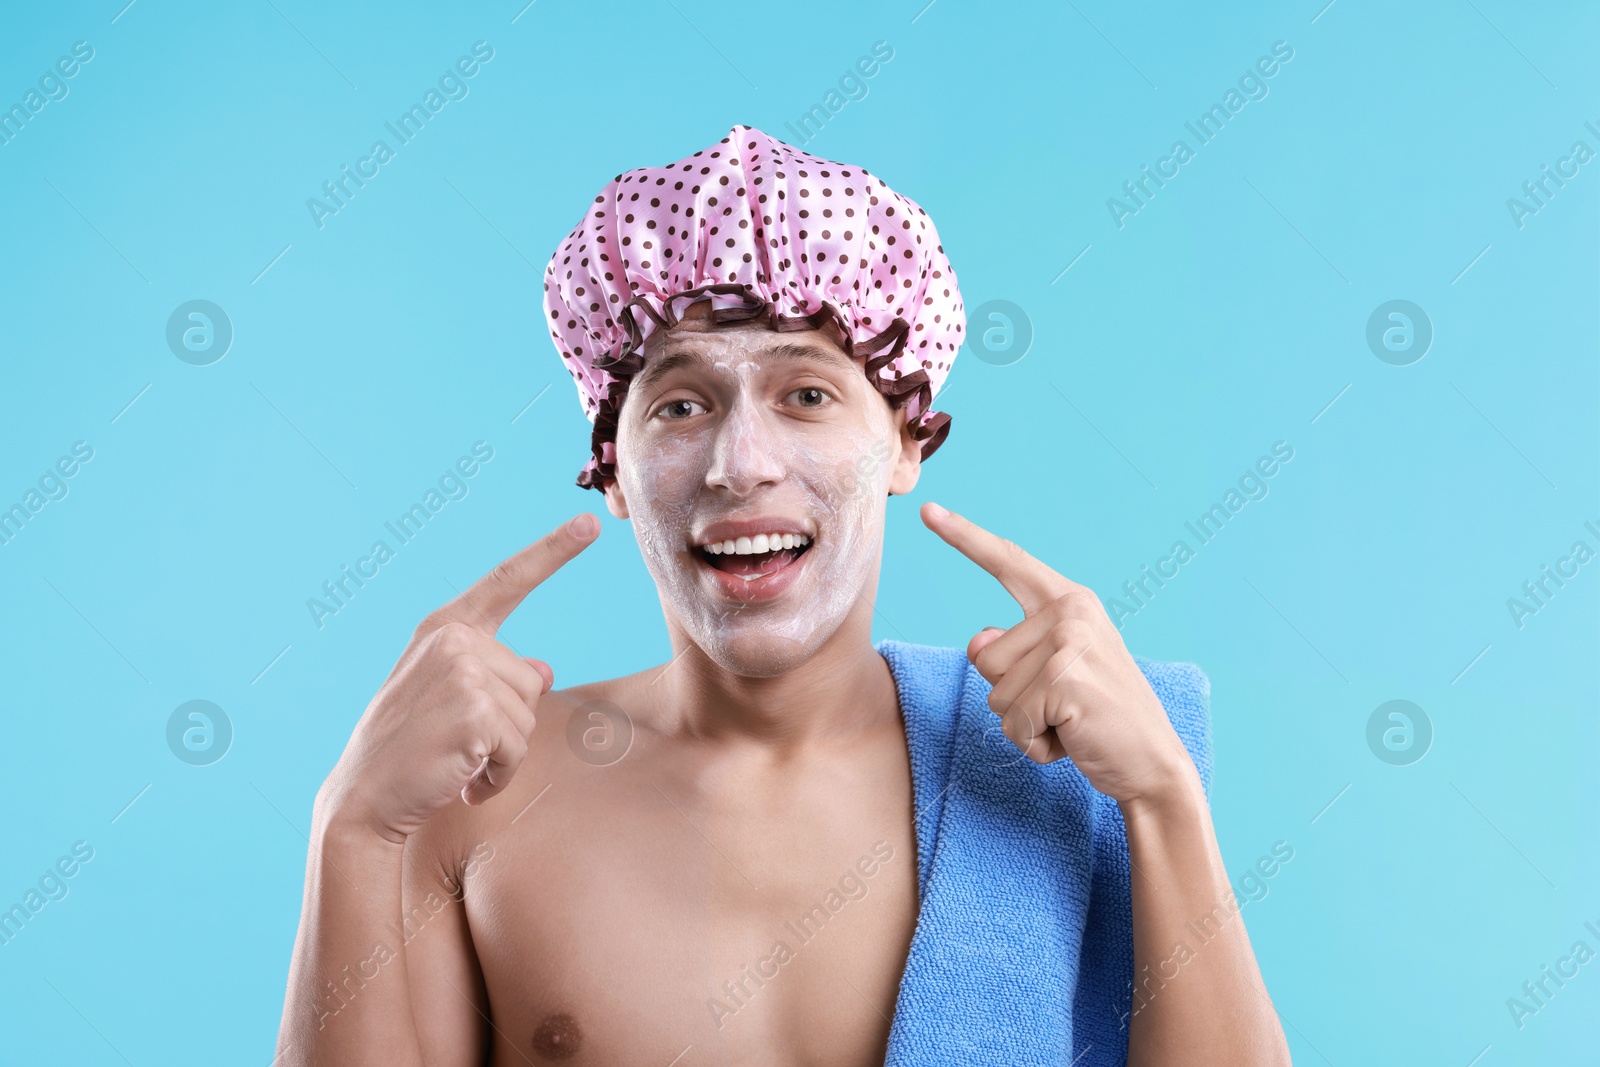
left=694, top=628, right=819, bottom=680
left=659, top=548, right=874, bottom=678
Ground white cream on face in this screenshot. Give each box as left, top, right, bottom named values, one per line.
left=613, top=326, right=900, bottom=678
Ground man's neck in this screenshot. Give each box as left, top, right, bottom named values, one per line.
left=647, top=613, right=901, bottom=752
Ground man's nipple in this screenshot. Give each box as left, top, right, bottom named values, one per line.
left=531, top=1011, right=583, bottom=1060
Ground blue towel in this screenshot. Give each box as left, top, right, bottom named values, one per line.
left=875, top=637, right=1214, bottom=1066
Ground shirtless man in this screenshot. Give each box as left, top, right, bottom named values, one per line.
left=276, top=126, right=1291, bottom=1065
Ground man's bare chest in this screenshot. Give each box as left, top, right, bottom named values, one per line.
left=460, top=741, right=920, bottom=1065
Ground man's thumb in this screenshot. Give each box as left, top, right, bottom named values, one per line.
left=524, top=657, right=554, bottom=693
left=968, top=626, right=1007, bottom=663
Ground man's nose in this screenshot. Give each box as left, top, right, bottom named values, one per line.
left=704, top=396, right=784, bottom=495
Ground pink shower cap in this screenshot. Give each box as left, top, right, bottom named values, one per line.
left=542, top=123, right=965, bottom=491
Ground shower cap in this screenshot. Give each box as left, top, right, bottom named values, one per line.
left=542, top=123, right=965, bottom=492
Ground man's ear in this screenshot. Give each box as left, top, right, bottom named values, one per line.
left=886, top=413, right=923, bottom=496
left=603, top=477, right=630, bottom=519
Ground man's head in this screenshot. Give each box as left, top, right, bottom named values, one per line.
left=542, top=124, right=964, bottom=675
left=601, top=299, right=922, bottom=676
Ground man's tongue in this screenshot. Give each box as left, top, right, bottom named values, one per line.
left=716, top=546, right=799, bottom=576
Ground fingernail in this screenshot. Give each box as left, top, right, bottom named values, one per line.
left=981, top=625, right=1003, bottom=634
left=926, top=502, right=949, bottom=519
left=568, top=513, right=597, bottom=537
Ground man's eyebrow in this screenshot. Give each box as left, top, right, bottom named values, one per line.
left=632, top=340, right=855, bottom=393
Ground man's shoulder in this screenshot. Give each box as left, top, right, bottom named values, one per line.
left=875, top=638, right=971, bottom=687
left=875, top=638, right=1211, bottom=715
left=541, top=664, right=663, bottom=733
left=876, top=638, right=1214, bottom=795
left=874, top=639, right=977, bottom=736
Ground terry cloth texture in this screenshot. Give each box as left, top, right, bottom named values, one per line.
left=873, top=637, right=1214, bottom=1066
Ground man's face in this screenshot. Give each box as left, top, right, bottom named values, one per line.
left=605, top=302, right=921, bottom=678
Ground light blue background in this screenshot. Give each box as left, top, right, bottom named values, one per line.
left=1, top=1, right=1595, bottom=1063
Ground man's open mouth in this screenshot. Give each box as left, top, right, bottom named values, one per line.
left=693, top=533, right=813, bottom=581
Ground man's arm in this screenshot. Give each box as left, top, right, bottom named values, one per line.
left=918, top=501, right=1290, bottom=1064
left=277, top=807, right=458, bottom=1065
left=1121, top=763, right=1290, bottom=1066
left=274, top=516, right=599, bottom=1065
left=276, top=798, right=490, bottom=1064
left=402, top=819, right=493, bottom=1061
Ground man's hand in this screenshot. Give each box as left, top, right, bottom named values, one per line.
left=316, top=513, right=601, bottom=844
left=920, top=501, right=1196, bottom=806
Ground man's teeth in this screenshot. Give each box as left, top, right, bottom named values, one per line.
left=701, top=533, right=811, bottom=555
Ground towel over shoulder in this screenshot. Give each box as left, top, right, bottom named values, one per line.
left=875, top=638, right=1214, bottom=1066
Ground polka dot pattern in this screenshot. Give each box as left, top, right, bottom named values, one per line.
left=542, top=123, right=965, bottom=491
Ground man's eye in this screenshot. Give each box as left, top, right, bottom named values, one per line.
left=655, top=398, right=706, bottom=420
left=790, top=387, right=832, bottom=408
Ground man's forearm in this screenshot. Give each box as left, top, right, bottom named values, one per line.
left=1120, top=766, right=1291, bottom=1067
left=277, top=807, right=425, bottom=1067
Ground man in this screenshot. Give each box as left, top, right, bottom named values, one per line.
left=277, top=125, right=1290, bottom=1065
